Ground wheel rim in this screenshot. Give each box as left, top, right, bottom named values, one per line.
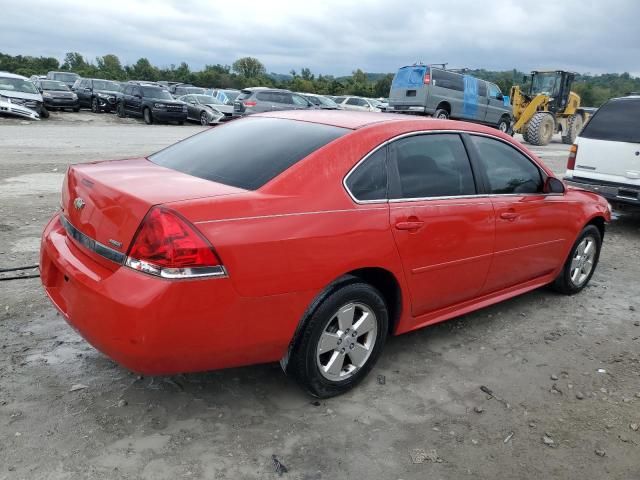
left=499, top=121, right=508, bottom=132
left=438, top=112, right=448, bottom=119
left=201, top=112, right=208, bottom=125
left=569, top=235, right=596, bottom=287
left=316, top=302, right=377, bottom=382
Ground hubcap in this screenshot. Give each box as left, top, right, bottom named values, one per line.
left=570, top=236, right=596, bottom=286
left=201, top=113, right=208, bottom=125
left=499, top=121, right=508, bottom=132
left=316, top=302, right=377, bottom=381
left=438, top=113, right=447, bottom=119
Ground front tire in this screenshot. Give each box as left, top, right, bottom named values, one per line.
left=288, top=282, right=388, bottom=398
left=497, top=116, right=510, bottom=133
left=552, top=225, right=602, bottom=295
left=526, top=112, right=555, bottom=146
left=39, top=107, right=50, bottom=119
left=200, top=111, right=209, bottom=126
left=91, top=97, right=101, bottom=113
left=117, top=102, right=125, bottom=118
left=143, top=107, right=153, bottom=125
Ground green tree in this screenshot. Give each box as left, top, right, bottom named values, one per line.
left=96, top=54, right=125, bottom=80
left=62, top=52, right=88, bottom=71
left=374, top=74, right=394, bottom=97
left=232, top=57, right=266, bottom=78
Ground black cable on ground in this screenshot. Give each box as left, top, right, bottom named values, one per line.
left=0, top=265, right=39, bottom=273
left=0, top=273, right=40, bottom=281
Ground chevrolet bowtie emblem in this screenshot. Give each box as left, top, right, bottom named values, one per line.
left=73, top=197, right=86, bottom=210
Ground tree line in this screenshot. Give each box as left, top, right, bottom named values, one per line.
left=2, top=51, right=638, bottom=106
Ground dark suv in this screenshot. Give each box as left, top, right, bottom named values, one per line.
left=233, top=88, right=315, bottom=116
left=117, top=84, right=187, bottom=124
left=72, top=78, right=121, bottom=113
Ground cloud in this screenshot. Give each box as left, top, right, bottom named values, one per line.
left=1, top=0, right=639, bottom=76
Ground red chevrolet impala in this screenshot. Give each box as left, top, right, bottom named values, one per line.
left=40, top=111, right=610, bottom=397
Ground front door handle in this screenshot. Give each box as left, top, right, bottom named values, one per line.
left=395, top=221, right=425, bottom=230
left=500, top=212, right=519, bottom=221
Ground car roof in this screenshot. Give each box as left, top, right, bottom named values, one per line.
left=254, top=110, right=422, bottom=129
left=0, top=71, right=29, bottom=80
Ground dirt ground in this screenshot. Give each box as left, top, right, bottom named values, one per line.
left=1, top=111, right=639, bottom=480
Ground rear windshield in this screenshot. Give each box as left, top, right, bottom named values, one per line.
left=150, top=117, right=349, bottom=190
left=392, top=66, right=428, bottom=89
left=580, top=98, right=640, bottom=143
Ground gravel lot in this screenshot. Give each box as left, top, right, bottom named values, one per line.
left=1, top=112, right=639, bottom=480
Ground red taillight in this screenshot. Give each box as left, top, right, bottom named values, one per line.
left=126, top=207, right=225, bottom=279
left=423, top=72, right=431, bottom=85
left=243, top=100, right=257, bottom=107
left=567, top=144, right=578, bottom=170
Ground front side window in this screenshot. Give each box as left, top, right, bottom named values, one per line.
left=470, top=135, right=543, bottom=194
left=346, top=97, right=360, bottom=106
left=346, top=147, right=387, bottom=201
left=389, top=134, right=476, bottom=199
left=292, top=94, right=309, bottom=106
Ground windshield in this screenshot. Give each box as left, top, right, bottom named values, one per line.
left=52, top=73, right=79, bottom=82
left=0, top=77, right=39, bottom=94
left=530, top=73, right=560, bottom=96
left=580, top=98, right=640, bottom=143
left=93, top=80, right=120, bottom=92
left=40, top=80, right=69, bottom=91
left=142, top=87, right=173, bottom=100
left=220, top=91, right=239, bottom=103
left=313, top=95, right=338, bottom=107
left=195, top=95, right=223, bottom=105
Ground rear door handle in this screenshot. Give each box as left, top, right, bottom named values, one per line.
left=395, top=221, right=425, bottom=230
left=500, top=212, right=519, bottom=221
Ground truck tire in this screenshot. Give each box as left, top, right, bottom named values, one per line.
left=434, top=108, right=449, bottom=120
left=561, top=114, right=584, bottom=145
left=526, top=112, right=555, bottom=146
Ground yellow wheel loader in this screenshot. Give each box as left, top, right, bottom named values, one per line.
left=510, top=71, right=588, bottom=146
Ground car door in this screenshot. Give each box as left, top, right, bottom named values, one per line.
left=182, top=95, right=196, bottom=119
left=131, top=86, right=143, bottom=115
left=77, top=79, right=90, bottom=107
left=388, top=133, right=495, bottom=317
left=485, top=83, right=506, bottom=125
left=466, top=134, right=571, bottom=292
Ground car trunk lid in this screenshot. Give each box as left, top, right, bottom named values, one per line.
left=61, top=158, right=245, bottom=262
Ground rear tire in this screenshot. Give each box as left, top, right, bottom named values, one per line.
left=143, top=107, right=153, bottom=125
left=117, top=102, right=125, bottom=118
left=551, top=225, right=602, bottom=295
left=288, top=282, right=389, bottom=398
left=434, top=108, right=449, bottom=120
left=497, top=116, right=510, bottom=133
left=561, top=114, right=584, bottom=144
left=526, top=112, right=555, bottom=146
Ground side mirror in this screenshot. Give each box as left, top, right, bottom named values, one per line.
left=496, top=93, right=503, bottom=101
left=544, top=177, right=565, bottom=194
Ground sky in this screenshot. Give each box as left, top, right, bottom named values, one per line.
left=2, top=0, right=639, bottom=76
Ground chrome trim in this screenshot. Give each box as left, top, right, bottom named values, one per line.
left=194, top=207, right=388, bottom=224
left=60, top=215, right=126, bottom=264
left=342, top=129, right=559, bottom=205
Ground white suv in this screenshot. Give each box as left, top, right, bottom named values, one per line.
left=564, top=95, right=640, bottom=208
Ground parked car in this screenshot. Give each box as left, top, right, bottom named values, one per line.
left=35, top=79, right=79, bottom=112
left=117, top=84, right=187, bottom=124
left=170, top=84, right=206, bottom=97
left=300, top=93, right=341, bottom=109
left=564, top=95, right=640, bottom=209
left=388, top=64, right=512, bottom=132
left=40, top=111, right=610, bottom=398
left=0, top=71, right=46, bottom=118
left=234, top=88, right=315, bottom=115
left=178, top=94, right=234, bottom=125
left=209, top=88, right=241, bottom=105
left=29, top=75, right=47, bottom=82
left=46, top=71, right=80, bottom=88
left=336, top=96, right=382, bottom=112
left=72, top=78, right=121, bottom=113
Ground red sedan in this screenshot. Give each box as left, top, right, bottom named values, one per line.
left=40, top=111, right=611, bottom=397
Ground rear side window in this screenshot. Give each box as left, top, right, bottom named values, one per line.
left=237, top=90, right=253, bottom=101
left=478, top=81, right=487, bottom=97
left=432, top=70, right=464, bottom=92
left=580, top=98, right=640, bottom=143
left=346, top=147, right=387, bottom=201
left=150, top=118, right=349, bottom=190
left=256, top=92, right=273, bottom=102
left=470, top=135, right=543, bottom=194
left=389, top=134, right=476, bottom=199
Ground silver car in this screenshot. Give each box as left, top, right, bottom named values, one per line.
left=179, top=94, right=235, bottom=125
left=336, top=96, right=382, bottom=112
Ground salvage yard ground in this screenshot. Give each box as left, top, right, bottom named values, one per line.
left=1, top=112, right=639, bottom=479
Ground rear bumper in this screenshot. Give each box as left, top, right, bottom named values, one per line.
left=39, top=214, right=299, bottom=374
left=565, top=177, right=640, bottom=206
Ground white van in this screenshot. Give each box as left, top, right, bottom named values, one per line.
left=564, top=95, right=640, bottom=208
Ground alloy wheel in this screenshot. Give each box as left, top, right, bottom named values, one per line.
left=316, top=302, right=377, bottom=381
left=200, top=112, right=208, bottom=126
left=570, top=235, right=596, bottom=287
